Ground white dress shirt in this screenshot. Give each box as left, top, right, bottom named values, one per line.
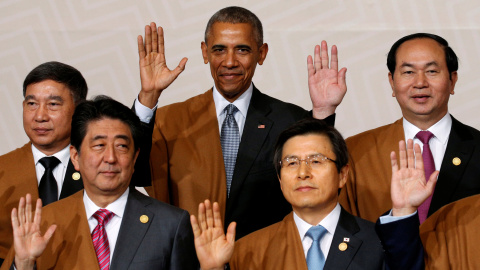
left=293, top=203, right=341, bottom=259
left=134, top=83, right=253, bottom=139
left=403, top=113, right=452, bottom=170
left=84, top=187, right=129, bottom=264
left=32, top=144, right=70, bottom=199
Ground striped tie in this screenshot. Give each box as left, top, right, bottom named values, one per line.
left=92, top=209, right=114, bottom=270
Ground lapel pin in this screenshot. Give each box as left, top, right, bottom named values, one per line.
left=452, top=157, right=461, bottom=166
left=258, top=124, right=265, bottom=129
left=339, top=242, right=348, bottom=251
left=72, top=172, right=81, bottom=181
left=140, top=215, right=149, bottom=223
left=343, top=237, right=350, bottom=242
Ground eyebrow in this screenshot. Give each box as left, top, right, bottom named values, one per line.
left=91, top=134, right=131, bottom=141
left=400, top=61, right=439, bottom=69
left=24, top=95, right=64, bottom=102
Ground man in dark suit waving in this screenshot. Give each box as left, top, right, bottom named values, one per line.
left=1, top=97, right=197, bottom=270
left=0, top=62, right=87, bottom=265
left=133, top=6, right=347, bottom=240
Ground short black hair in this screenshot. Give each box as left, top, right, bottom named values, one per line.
left=70, top=95, right=142, bottom=153
left=273, top=118, right=348, bottom=175
left=387, top=33, right=458, bottom=78
left=205, top=6, right=263, bottom=47
left=23, top=61, right=88, bottom=105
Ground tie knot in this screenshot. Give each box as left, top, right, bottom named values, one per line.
left=224, top=104, right=238, bottom=116
left=416, top=130, right=434, bottom=144
left=93, top=209, right=114, bottom=226
left=306, top=225, right=327, bottom=242
left=39, top=156, right=61, bottom=170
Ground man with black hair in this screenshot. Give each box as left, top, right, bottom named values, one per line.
left=1, top=96, right=197, bottom=270
left=340, top=33, right=480, bottom=223
left=133, top=6, right=347, bottom=240
left=0, top=62, right=87, bottom=265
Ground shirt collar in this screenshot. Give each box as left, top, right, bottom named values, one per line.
left=83, top=187, right=129, bottom=219
left=212, top=83, right=253, bottom=120
left=32, top=144, right=71, bottom=169
left=294, top=203, right=341, bottom=240
left=403, top=113, right=452, bottom=145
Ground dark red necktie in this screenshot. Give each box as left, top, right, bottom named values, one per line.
left=416, top=131, right=435, bottom=223
left=92, top=209, right=114, bottom=270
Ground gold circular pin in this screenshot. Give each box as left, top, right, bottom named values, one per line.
left=339, top=242, right=348, bottom=251
left=72, top=172, right=81, bottom=180
left=452, top=157, right=461, bottom=166
left=140, top=215, right=149, bottom=223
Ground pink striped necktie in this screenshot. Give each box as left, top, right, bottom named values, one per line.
left=416, top=131, right=435, bottom=224
left=92, top=209, right=115, bottom=270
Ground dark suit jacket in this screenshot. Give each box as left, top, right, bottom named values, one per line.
left=139, top=86, right=334, bottom=240
left=340, top=116, right=480, bottom=222
left=231, top=208, right=384, bottom=269
left=0, top=143, right=83, bottom=262
left=1, top=188, right=198, bottom=270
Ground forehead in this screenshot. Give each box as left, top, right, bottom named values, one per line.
left=282, top=134, right=333, bottom=157
left=84, top=118, right=132, bottom=140
left=395, top=38, right=446, bottom=66
left=25, top=80, right=73, bottom=100
left=206, top=22, right=256, bottom=46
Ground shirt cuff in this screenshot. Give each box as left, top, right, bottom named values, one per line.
left=379, top=210, right=417, bottom=224
left=134, top=98, right=157, bottom=123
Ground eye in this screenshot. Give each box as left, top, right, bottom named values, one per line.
left=283, top=158, right=299, bottom=167
left=402, top=71, right=414, bottom=75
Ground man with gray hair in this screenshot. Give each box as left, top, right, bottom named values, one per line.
left=133, top=6, right=347, bottom=239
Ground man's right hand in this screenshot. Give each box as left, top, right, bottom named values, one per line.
left=190, top=200, right=236, bottom=270
left=12, top=194, right=56, bottom=270
left=137, top=22, right=188, bottom=108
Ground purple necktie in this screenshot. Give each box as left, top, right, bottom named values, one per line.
left=92, top=209, right=114, bottom=270
left=416, top=131, right=435, bottom=223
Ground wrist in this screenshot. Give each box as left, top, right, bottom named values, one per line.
left=14, top=256, right=36, bottom=270
left=138, top=90, right=162, bottom=109
left=392, top=206, right=416, bottom=217
left=312, top=106, right=336, bottom=119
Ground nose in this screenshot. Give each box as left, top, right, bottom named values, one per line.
left=414, top=72, right=429, bottom=88
left=296, top=161, right=312, bottom=180
left=34, top=104, right=49, bottom=122
left=103, top=145, right=117, bottom=164
left=224, top=50, right=237, bottom=68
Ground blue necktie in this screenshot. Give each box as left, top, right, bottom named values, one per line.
left=220, top=104, right=240, bottom=197
left=306, top=225, right=327, bottom=270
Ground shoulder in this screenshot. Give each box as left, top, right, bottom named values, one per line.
left=157, top=89, right=213, bottom=113
left=129, top=189, right=189, bottom=220
left=253, top=88, right=306, bottom=115
left=451, top=116, right=480, bottom=140
left=0, top=143, right=31, bottom=164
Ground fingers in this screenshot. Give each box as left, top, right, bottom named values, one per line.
left=398, top=140, right=407, bottom=169
left=338, top=67, right=347, bottom=89
left=151, top=23, right=158, bottom=53
left=314, top=45, right=321, bottom=72
left=25, top=194, right=32, bottom=223
left=414, top=143, right=424, bottom=172
left=11, top=208, right=19, bottom=230
left=33, top=199, right=43, bottom=226
left=321, top=40, right=329, bottom=69
left=173, top=57, right=188, bottom=76
left=390, top=151, right=398, bottom=175
left=190, top=215, right=201, bottom=238
left=137, top=35, right=146, bottom=59
left=426, top=171, right=439, bottom=193
left=197, top=201, right=206, bottom=232
left=157, top=26, right=165, bottom=62
left=307, top=55, right=314, bottom=77
left=212, top=202, right=223, bottom=229
left=43, top=224, right=57, bottom=243
left=205, top=200, right=214, bottom=229
left=330, top=45, right=338, bottom=71
left=18, top=196, right=25, bottom=226
left=226, top=222, right=236, bottom=244
left=144, top=24, right=152, bottom=54
left=406, top=139, right=415, bottom=169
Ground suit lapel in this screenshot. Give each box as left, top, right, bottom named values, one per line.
left=59, top=160, right=83, bottom=199
left=429, top=116, right=476, bottom=215
left=324, top=208, right=363, bottom=270
left=226, top=87, right=273, bottom=210
left=110, top=189, right=154, bottom=270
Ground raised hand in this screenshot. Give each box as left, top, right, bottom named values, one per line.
left=12, top=194, right=56, bottom=270
left=190, top=200, right=236, bottom=270
left=390, top=140, right=438, bottom=216
left=307, top=41, right=347, bottom=119
left=137, top=22, right=188, bottom=108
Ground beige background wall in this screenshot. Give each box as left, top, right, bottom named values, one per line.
left=1, top=0, right=479, bottom=155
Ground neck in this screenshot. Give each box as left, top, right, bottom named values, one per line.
left=86, top=188, right=128, bottom=208
left=34, top=142, right=69, bottom=156
left=403, top=111, right=447, bottom=130
left=293, top=202, right=337, bottom=226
